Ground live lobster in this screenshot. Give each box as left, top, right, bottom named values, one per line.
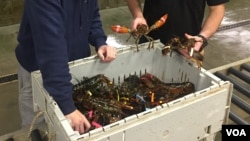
left=111, top=14, right=168, bottom=51
left=162, top=36, right=204, bottom=69
left=72, top=73, right=195, bottom=130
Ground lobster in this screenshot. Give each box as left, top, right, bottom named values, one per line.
left=72, top=73, right=195, bottom=131
left=162, top=36, right=204, bottom=69
left=111, top=14, right=168, bottom=51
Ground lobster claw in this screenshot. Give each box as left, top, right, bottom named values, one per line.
left=150, top=14, right=168, bottom=30
left=111, top=25, right=131, bottom=33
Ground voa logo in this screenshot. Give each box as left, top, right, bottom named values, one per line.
left=226, top=129, right=247, bottom=136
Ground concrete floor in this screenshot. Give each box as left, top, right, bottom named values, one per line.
left=0, top=0, right=249, bottom=139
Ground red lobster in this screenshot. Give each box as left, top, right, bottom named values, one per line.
left=111, top=14, right=168, bottom=51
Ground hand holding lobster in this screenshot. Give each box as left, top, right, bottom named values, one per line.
left=162, top=35, right=204, bottom=69
left=111, top=14, right=168, bottom=51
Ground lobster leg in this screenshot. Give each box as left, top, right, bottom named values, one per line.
left=144, top=35, right=155, bottom=50
left=126, top=34, right=133, bottom=42
left=134, top=35, right=141, bottom=52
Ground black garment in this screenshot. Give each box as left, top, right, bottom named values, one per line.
left=141, top=0, right=229, bottom=44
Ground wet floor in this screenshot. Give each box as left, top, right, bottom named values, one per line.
left=0, top=0, right=249, bottom=138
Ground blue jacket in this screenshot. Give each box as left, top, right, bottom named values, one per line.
left=15, top=0, right=107, bottom=115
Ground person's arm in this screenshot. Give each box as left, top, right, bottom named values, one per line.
left=127, top=0, right=143, bottom=19
left=88, top=1, right=117, bottom=62
left=27, top=0, right=75, bottom=113
left=126, top=0, right=147, bottom=30
left=27, top=0, right=90, bottom=134
left=199, top=4, right=225, bottom=39
left=185, top=4, right=226, bottom=52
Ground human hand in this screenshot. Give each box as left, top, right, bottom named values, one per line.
left=97, top=45, right=117, bottom=62
left=177, top=33, right=205, bottom=58
left=131, top=16, right=148, bottom=30
left=185, top=33, right=205, bottom=52
left=65, top=109, right=91, bottom=134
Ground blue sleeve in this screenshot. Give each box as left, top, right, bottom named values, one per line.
left=26, top=0, right=75, bottom=115
left=88, top=1, right=107, bottom=50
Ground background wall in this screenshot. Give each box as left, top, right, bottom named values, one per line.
left=0, top=0, right=23, bottom=26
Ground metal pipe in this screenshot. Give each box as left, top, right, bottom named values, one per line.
left=231, top=94, right=250, bottom=114
left=241, top=63, right=250, bottom=72
left=229, top=112, right=249, bottom=125
left=214, top=72, right=250, bottom=98
left=0, top=74, right=18, bottom=85
left=228, top=67, right=250, bottom=84
left=217, top=20, right=250, bottom=32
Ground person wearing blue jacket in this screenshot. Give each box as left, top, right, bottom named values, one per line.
left=15, top=0, right=116, bottom=134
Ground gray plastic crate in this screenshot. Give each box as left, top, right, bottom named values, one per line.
left=31, top=40, right=233, bottom=141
